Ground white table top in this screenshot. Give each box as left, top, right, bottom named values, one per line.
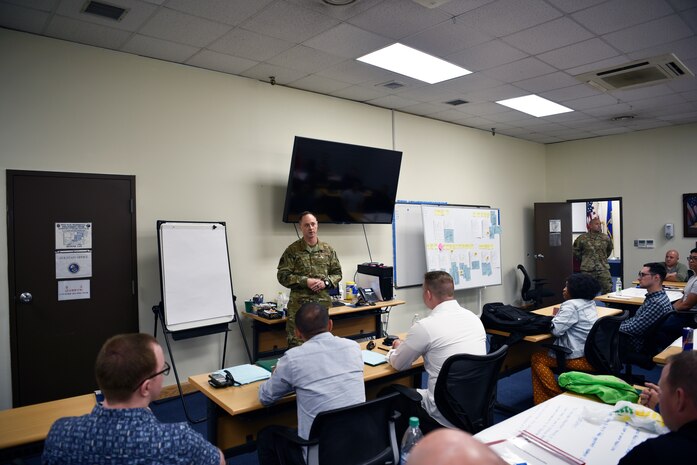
left=475, top=394, right=659, bottom=465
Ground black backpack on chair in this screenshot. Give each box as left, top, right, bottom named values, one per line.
left=481, top=302, right=553, bottom=347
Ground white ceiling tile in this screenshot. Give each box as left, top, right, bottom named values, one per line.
left=446, top=39, right=527, bottom=71
left=461, top=84, right=527, bottom=103
left=3, top=0, right=58, bottom=12
left=667, top=0, right=697, bottom=11
left=399, top=102, right=450, bottom=116
left=329, top=85, right=387, bottom=102
left=186, top=50, right=258, bottom=75
left=289, top=74, right=351, bottom=94
left=165, top=0, right=274, bottom=26
left=241, top=0, right=339, bottom=43
left=304, top=23, right=391, bottom=59
left=139, top=8, right=231, bottom=47
left=56, top=0, right=157, bottom=32
left=239, top=62, right=309, bottom=85
left=208, top=28, right=294, bottom=62
left=287, top=0, right=384, bottom=21
left=452, top=0, right=563, bottom=37
left=513, top=72, right=580, bottom=93
left=540, top=83, right=600, bottom=102
left=538, top=38, right=620, bottom=69
left=603, top=15, right=693, bottom=53
left=121, top=34, right=199, bottom=62
left=483, top=57, right=557, bottom=82
left=563, top=93, right=619, bottom=110
left=402, top=16, right=493, bottom=56
left=316, top=60, right=396, bottom=85
left=437, top=73, right=503, bottom=94
left=502, top=17, right=594, bottom=55
left=348, top=0, right=450, bottom=41
left=571, top=0, right=674, bottom=35
left=0, top=3, right=50, bottom=33
left=46, top=15, right=131, bottom=50
left=267, top=45, right=347, bottom=74
left=545, top=0, right=607, bottom=14
left=435, top=0, right=497, bottom=16
left=628, top=36, right=697, bottom=62
left=458, top=102, right=509, bottom=116
left=397, top=85, right=463, bottom=104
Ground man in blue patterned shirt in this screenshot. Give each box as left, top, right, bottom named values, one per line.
left=619, top=262, right=673, bottom=353
left=42, top=333, right=225, bottom=465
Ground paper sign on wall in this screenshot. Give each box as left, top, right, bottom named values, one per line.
left=55, top=250, right=92, bottom=279
left=55, top=223, right=92, bottom=249
left=58, top=279, right=90, bottom=301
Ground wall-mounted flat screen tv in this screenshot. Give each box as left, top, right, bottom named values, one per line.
left=282, top=136, right=403, bottom=224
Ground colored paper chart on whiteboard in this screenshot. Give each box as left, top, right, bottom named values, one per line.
left=422, top=205, right=502, bottom=290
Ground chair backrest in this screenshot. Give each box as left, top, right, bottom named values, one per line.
left=584, top=311, right=628, bottom=376
left=517, top=264, right=532, bottom=300
left=433, top=345, right=508, bottom=434
left=307, top=392, right=399, bottom=465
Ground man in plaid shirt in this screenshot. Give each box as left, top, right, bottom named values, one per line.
left=620, top=262, right=673, bottom=353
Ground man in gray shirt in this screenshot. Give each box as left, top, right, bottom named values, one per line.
left=664, top=249, right=689, bottom=282
left=257, top=302, right=365, bottom=465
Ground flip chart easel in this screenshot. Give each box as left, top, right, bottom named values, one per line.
left=154, top=220, right=251, bottom=423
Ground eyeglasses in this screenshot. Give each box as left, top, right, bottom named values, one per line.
left=637, top=272, right=656, bottom=278
left=133, top=361, right=170, bottom=391
left=688, top=256, right=697, bottom=261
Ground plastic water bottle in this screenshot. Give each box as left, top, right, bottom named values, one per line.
left=615, top=277, right=623, bottom=293
left=411, top=313, right=421, bottom=326
left=400, top=416, right=423, bottom=465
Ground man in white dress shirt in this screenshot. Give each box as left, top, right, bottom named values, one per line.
left=386, top=271, right=487, bottom=433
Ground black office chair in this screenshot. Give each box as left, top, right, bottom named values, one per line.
left=273, top=393, right=400, bottom=465
left=517, top=264, right=554, bottom=309
left=433, top=345, right=509, bottom=433
left=544, top=311, right=629, bottom=378
left=620, top=310, right=697, bottom=383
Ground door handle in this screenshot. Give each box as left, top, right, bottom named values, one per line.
left=533, top=254, right=545, bottom=259
left=19, top=292, right=33, bottom=303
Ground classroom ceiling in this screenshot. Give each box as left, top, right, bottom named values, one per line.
left=2, top=0, right=697, bottom=144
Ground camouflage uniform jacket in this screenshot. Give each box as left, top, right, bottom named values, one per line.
left=573, top=231, right=613, bottom=272
left=277, top=238, right=342, bottom=305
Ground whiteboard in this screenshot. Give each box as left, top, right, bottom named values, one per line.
left=392, top=201, right=446, bottom=287
left=158, top=221, right=235, bottom=332
left=421, top=205, right=502, bottom=290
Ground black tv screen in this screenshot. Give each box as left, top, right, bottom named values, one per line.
left=282, top=136, right=403, bottom=224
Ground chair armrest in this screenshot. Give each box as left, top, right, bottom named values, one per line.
left=541, top=343, right=572, bottom=373
left=272, top=428, right=318, bottom=447
left=390, top=384, right=422, bottom=403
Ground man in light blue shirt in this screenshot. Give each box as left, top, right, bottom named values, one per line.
left=257, top=302, right=365, bottom=465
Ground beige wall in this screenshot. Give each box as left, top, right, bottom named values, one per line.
left=0, top=29, right=548, bottom=409
left=546, top=124, right=697, bottom=281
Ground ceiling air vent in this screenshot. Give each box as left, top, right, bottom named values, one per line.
left=81, top=0, right=128, bottom=21
left=378, top=81, right=406, bottom=90
left=575, top=53, right=693, bottom=92
left=445, top=99, right=468, bottom=106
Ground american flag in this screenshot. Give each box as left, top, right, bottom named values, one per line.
left=586, top=202, right=597, bottom=229
left=687, top=195, right=697, bottom=227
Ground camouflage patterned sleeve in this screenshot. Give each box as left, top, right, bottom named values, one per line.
left=277, top=245, right=307, bottom=290
left=605, top=236, right=613, bottom=257
left=572, top=235, right=582, bottom=260
left=326, top=247, right=342, bottom=287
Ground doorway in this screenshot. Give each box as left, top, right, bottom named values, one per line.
left=7, top=170, right=138, bottom=406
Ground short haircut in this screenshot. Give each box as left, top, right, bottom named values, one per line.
left=95, top=333, right=158, bottom=403
left=565, top=273, right=601, bottom=300
left=298, top=211, right=316, bottom=223
left=424, top=271, right=455, bottom=299
left=643, top=262, right=667, bottom=281
left=666, top=351, right=697, bottom=406
left=691, top=247, right=697, bottom=255
left=295, top=302, right=329, bottom=339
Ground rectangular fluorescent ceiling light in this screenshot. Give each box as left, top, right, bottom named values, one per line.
left=358, top=43, right=471, bottom=84
left=496, top=95, right=573, bottom=117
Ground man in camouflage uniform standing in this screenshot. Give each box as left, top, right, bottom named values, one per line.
left=277, top=212, right=342, bottom=347
left=573, top=217, right=614, bottom=294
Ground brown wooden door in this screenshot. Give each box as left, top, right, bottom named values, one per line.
left=7, top=171, right=138, bottom=406
left=533, top=202, right=573, bottom=305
